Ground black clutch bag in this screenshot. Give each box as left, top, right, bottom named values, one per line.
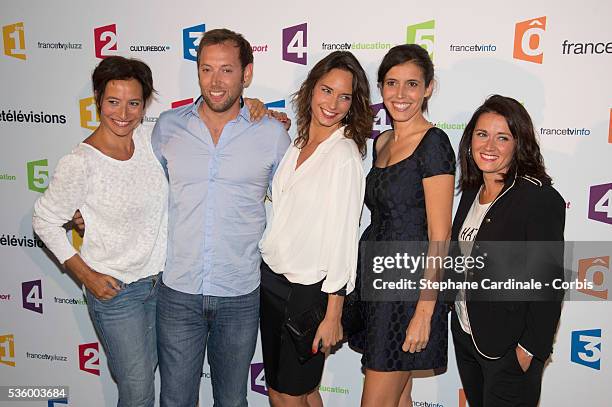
left=341, top=290, right=364, bottom=338
left=285, top=300, right=327, bottom=364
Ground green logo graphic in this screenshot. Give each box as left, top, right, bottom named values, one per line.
left=27, top=159, right=49, bottom=193
left=407, top=20, right=435, bottom=59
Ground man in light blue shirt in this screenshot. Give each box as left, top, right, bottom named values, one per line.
left=152, top=28, right=290, bottom=407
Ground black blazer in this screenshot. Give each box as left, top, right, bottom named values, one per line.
left=450, top=173, right=565, bottom=361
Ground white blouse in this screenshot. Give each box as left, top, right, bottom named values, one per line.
left=259, top=126, right=365, bottom=294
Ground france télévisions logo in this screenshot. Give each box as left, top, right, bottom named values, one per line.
left=571, top=329, right=602, bottom=370
left=2, top=22, right=26, bottom=60
left=407, top=20, right=435, bottom=59
left=371, top=102, right=391, bottom=139
left=183, top=23, right=205, bottom=62
left=78, top=342, right=100, bottom=375
left=513, top=17, right=546, bottom=64
left=250, top=362, right=268, bottom=396
left=94, top=24, right=118, bottom=59
left=282, top=23, right=307, bottom=65
left=0, top=334, right=16, bottom=367
left=577, top=256, right=609, bottom=299
left=27, top=159, right=49, bottom=193
left=588, top=183, right=612, bottom=226
left=22, top=279, right=43, bottom=314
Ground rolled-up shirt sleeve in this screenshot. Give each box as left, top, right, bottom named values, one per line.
left=32, top=153, right=87, bottom=264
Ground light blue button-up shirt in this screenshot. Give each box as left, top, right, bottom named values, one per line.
left=152, top=97, right=290, bottom=296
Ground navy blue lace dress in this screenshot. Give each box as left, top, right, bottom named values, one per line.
left=349, top=127, right=455, bottom=371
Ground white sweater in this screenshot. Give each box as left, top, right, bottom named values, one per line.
left=32, top=125, right=168, bottom=284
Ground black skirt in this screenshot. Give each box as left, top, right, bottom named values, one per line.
left=260, top=261, right=327, bottom=396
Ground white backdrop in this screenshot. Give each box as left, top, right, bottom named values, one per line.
left=1, top=0, right=611, bottom=406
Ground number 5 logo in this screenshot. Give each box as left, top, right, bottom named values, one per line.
left=94, top=24, right=117, bottom=59
left=407, top=20, right=435, bottom=59
left=27, top=159, right=49, bottom=193
left=513, top=17, right=546, bottom=64
left=79, top=342, right=100, bottom=376
left=282, top=23, right=307, bottom=65
left=2, top=22, right=26, bottom=60
left=183, top=23, right=206, bottom=62
left=588, top=183, right=612, bottom=225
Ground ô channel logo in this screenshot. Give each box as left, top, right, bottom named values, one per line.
left=94, top=24, right=118, bottom=59
left=407, top=20, right=435, bottom=59
left=183, top=23, right=205, bottom=62
left=578, top=256, right=609, bottom=299
left=282, top=23, right=307, bottom=65
left=513, top=17, right=546, bottom=64
left=22, top=279, right=43, bottom=314
left=79, top=96, right=99, bottom=130
left=571, top=329, right=602, bottom=370
left=27, top=159, right=49, bottom=193
left=2, top=22, right=26, bottom=60
left=371, top=102, right=392, bottom=139
left=78, top=342, right=100, bottom=376
left=250, top=362, right=268, bottom=396
left=588, top=183, right=612, bottom=226
left=0, top=334, right=16, bottom=367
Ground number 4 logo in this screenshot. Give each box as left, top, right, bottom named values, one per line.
left=22, top=280, right=43, bottom=314
left=79, top=342, right=100, bottom=376
left=282, top=23, right=307, bottom=65
left=588, top=183, right=612, bottom=225
left=407, top=20, right=435, bottom=59
left=250, top=362, right=268, bottom=396
left=371, top=103, right=392, bottom=139
left=27, top=159, right=49, bottom=193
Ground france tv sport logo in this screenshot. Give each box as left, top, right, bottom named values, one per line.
left=78, top=342, right=100, bottom=375
left=250, top=362, right=268, bottom=396
left=371, top=103, right=392, bottom=139
left=571, top=329, right=602, bottom=370
left=513, top=17, right=546, bottom=64
left=27, top=159, right=49, bottom=193
left=282, top=23, right=307, bottom=65
left=588, top=183, right=612, bottom=226
left=407, top=20, right=435, bottom=59
left=183, top=23, right=205, bottom=62
left=577, top=256, right=609, bottom=299
left=94, top=24, right=117, bottom=59
left=79, top=96, right=99, bottom=130
left=2, top=22, right=26, bottom=60
left=22, top=279, right=43, bottom=314
left=0, top=334, right=16, bottom=367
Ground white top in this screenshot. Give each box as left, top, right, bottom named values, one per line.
left=32, top=125, right=168, bottom=284
left=259, top=126, right=365, bottom=294
left=455, top=188, right=491, bottom=334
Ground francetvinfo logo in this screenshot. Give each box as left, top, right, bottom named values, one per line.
left=282, top=23, right=307, bottom=65
left=2, top=22, right=26, bottom=60
left=407, top=20, right=435, bottom=59
left=513, top=16, right=546, bottom=64
left=183, top=23, right=205, bottom=62
left=578, top=256, right=610, bottom=299
left=79, top=96, right=99, bottom=130
left=371, top=103, right=391, bottom=139
left=0, top=334, right=16, bottom=367
left=94, top=24, right=117, bottom=59
left=588, top=183, right=612, bottom=226
left=78, top=342, right=100, bottom=376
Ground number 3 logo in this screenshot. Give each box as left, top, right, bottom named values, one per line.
left=282, top=23, right=307, bottom=65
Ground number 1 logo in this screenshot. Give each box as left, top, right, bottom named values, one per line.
left=22, top=279, right=43, bottom=314
left=78, top=342, right=100, bottom=376
left=0, top=334, right=16, bottom=367
left=27, top=159, right=49, bottom=193
left=588, top=183, right=612, bottom=225
left=94, top=24, right=117, bottom=59
left=79, top=96, right=99, bottom=130
left=407, top=20, right=435, bottom=59
left=2, top=22, right=26, bottom=60
left=282, top=23, right=307, bottom=65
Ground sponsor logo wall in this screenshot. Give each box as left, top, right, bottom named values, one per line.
left=1, top=1, right=610, bottom=406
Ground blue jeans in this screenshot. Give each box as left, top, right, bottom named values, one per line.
left=157, top=281, right=260, bottom=407
left=86, top=273, right=160, bottom=407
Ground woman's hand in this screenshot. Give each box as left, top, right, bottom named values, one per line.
left=82, top=269, right=122, bottom=301
left=312, top=316, right=343, bottom=354
left=244, top=97, right=267, bottom=121
left=402, top=309, right=432, bottom=353
left=267, top=109, right=291, bottom=130
left=515, top=346, right=533, bottom=372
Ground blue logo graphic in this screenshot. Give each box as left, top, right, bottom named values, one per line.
left=571, top=329, right=602, bottom=370
left=183, top=23, right=205, bottom=62
left=264, top=99, right=286, bottom=109
left=48, top=399, right=68, bottom=406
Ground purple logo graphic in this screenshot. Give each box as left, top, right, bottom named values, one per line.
left=371, top=103, right=391, bottom=138
left=282, top=23, right=307, bottom=65
left=588, top=183, right=612, bottom=225
left=250, top=362, right=268, bottom=396
left=21, top=279, right=43, bottom=314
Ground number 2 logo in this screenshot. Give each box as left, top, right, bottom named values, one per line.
left=79, top=342, right=100, bottom=376
left=588, top=183, right=612, bottom=226
left=282, top=23, right=307, bottom=65
left=94, top=24, right=117, bottom=59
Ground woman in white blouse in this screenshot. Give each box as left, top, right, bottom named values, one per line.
left=258, top=51, right=371, bottom=406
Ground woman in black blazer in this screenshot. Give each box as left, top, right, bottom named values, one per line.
left=450, top=95, right=565, bottom=407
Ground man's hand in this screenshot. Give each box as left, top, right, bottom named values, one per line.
left=72, top=210, right=85, bottom=237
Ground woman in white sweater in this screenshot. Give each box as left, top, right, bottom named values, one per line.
left=32, top=56, right=167, bottom=407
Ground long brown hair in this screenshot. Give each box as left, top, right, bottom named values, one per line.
left=292, top=51, right=372, bottom=157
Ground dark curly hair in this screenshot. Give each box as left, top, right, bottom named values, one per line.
left=292, top=51, right=372, bottom=157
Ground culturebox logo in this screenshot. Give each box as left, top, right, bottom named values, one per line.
left=282, top=23, right=307, bottom=65
left=513, top=16, right=546, bottom=64
left=2, top=22, right=26, bottom=60
left=588, top=183, right=612, bottom=225
left=250, top=362, right=268, bottom=396
left=22, top=279, right=43, bottom=314
left=94, top=24, right=117, bottom=59
left=577, top=256, right=609, bottom=299
left=78, top=342, right=100, bottom=375
left=27, top=159, right=49, bottom=193
left=0, top=334, right=16, bottom=367
left=371, top=103, right=391, bottom=139
left=183, top=23, right=205, bottom=62
left=407, top=20, right=435, bottom=59
left=79, top=96, right=99, bottom=130
left=571, top=329, right=602, bottom=370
